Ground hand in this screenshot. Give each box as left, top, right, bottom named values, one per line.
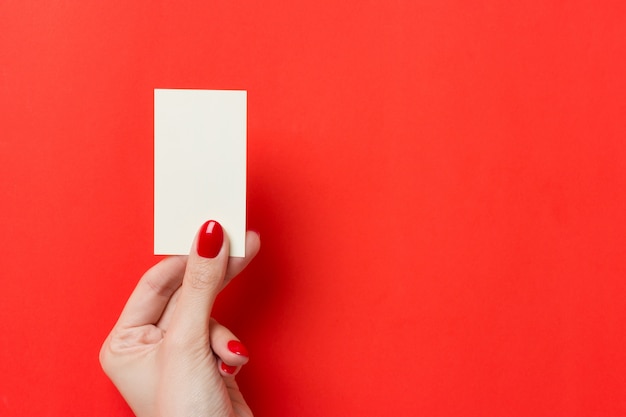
left=100, top=220, right=261, bottom=417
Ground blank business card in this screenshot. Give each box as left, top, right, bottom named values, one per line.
left=154, top=89, right=246, bottom=257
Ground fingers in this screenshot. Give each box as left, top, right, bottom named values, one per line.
left=210, top=318, right=250, bottom=377
left=221, top=230, right=261, bottom=289
left=168, top=220, right=230, bottom=341
left=155, top=286, right=182, bottom=330
left=156, top=230, right=260, bottom=333
left=115, top=256, right=187, bottom=329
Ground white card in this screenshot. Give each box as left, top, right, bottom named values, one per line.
left=154, top=89, right=246, bottom=257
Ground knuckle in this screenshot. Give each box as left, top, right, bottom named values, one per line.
left=187, top=264, right=223, bottom=291
left=144, top=273, right=178, bottom=297
left=98, top=338, right=114, bottom=375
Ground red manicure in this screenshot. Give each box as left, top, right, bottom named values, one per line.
left=197, top=220, right=223, bottom=258
left=228, top=340, right=250, bottom=357
left=220, top=362, right=237, bottom=375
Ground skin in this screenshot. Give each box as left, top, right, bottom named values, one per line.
left=100, top=227, right=261, bottom=417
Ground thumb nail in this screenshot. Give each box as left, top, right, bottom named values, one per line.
left=197, top=220, right=224, bottom=258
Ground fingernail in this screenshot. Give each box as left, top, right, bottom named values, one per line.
left=228, top=340, right=250, bottom=357
left=220, top=362, right=237, bottom=375
left=197, top=220, right=224, bottom=258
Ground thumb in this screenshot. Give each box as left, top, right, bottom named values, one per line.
left=169, top=220, right=229, bottom=342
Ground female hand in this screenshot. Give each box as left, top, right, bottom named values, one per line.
left=100, top=220, right=261, bottom=417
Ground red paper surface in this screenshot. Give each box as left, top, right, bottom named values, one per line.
left=1, top=1, right=625, bottom=416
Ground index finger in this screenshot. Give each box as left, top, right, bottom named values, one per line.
left=114, top=255, right=187, bottom=329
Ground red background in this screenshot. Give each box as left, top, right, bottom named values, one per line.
left=1, top=1, right=626, bottom=416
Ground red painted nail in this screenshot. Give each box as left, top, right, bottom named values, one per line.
left=197, top=220, right=223, bottom=258
left=228, top=340, right=250, bottom=357
left=220, top=362, right=237, bottom=375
